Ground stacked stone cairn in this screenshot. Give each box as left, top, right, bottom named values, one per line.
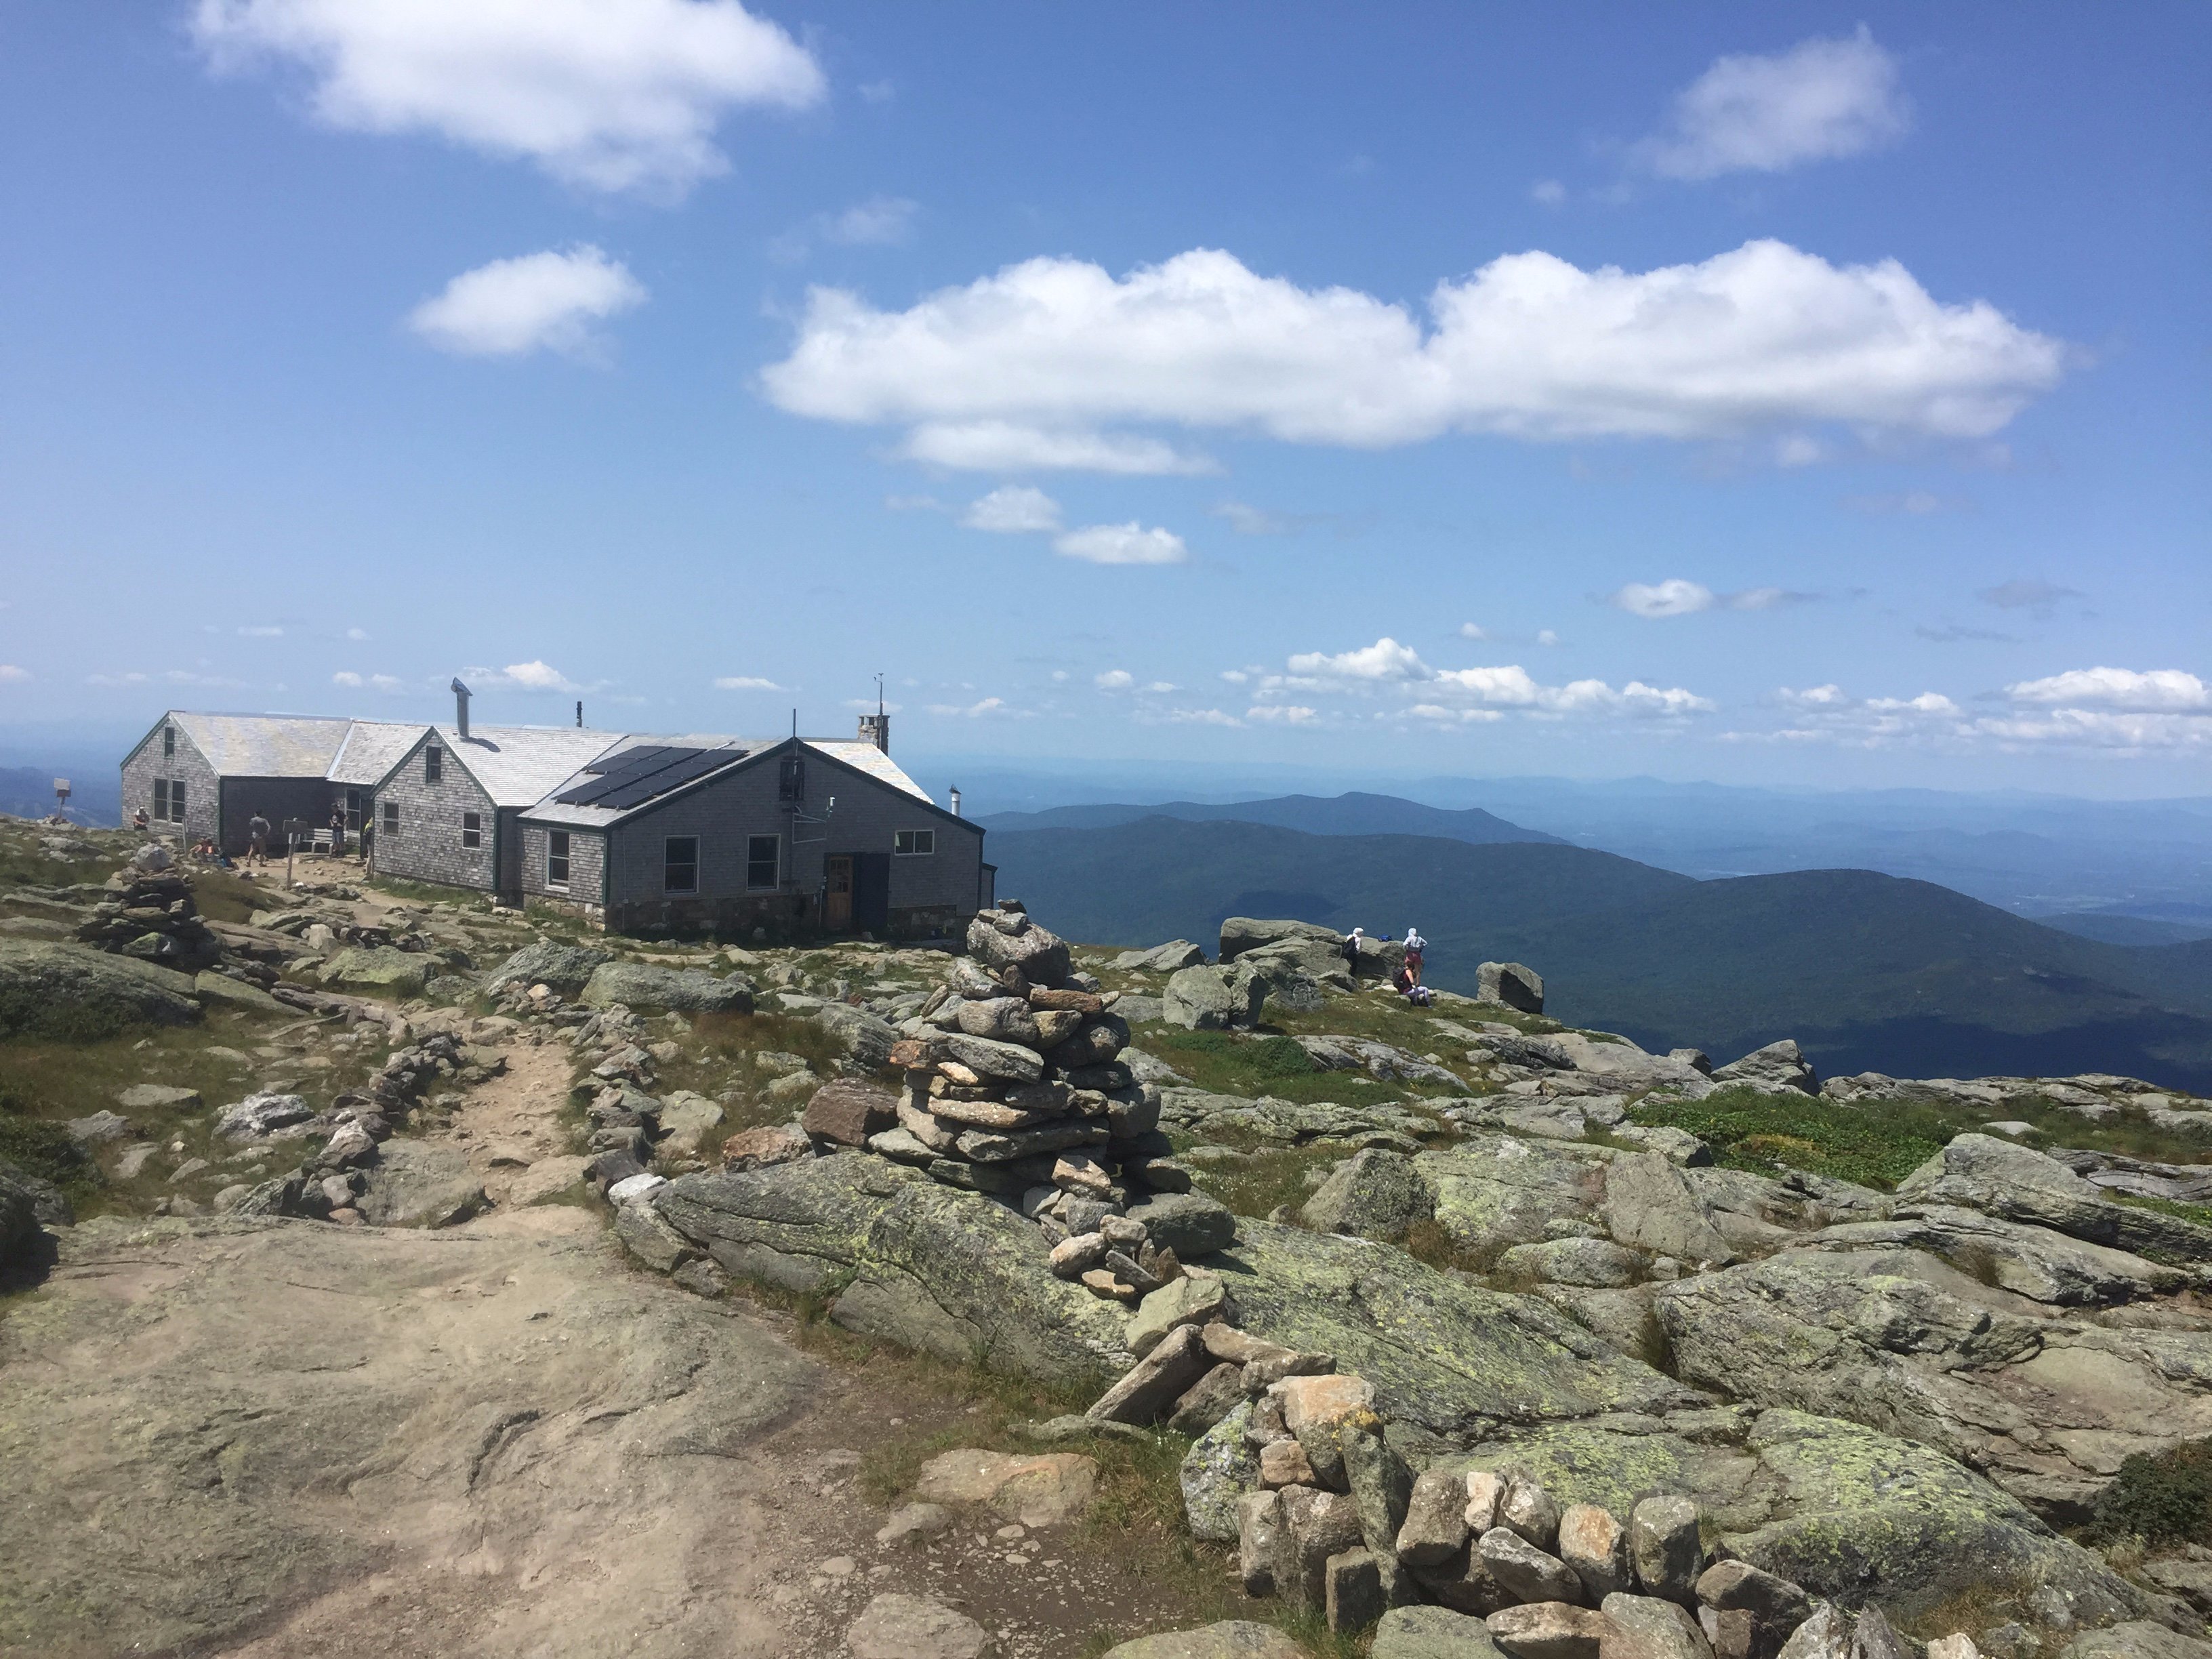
left=76, top=844, right=222, bottom=973
left=858, top=905, right=1190, bottom=1302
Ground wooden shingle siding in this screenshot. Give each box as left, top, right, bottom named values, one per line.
left=121, top=720, right=220, bottom=846
left=373, top=733, right=499, bottom=891
left=520, top=823, right=606, bottom=923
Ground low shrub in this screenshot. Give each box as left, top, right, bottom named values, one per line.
left=2085, top=1437, right=2212, bottom=1547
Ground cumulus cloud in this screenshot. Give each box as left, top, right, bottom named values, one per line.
left=760, top=240, right=2062, bottom=471
left=1261, top=636, right=1710, bottom=720
left=2006, top=668, right=2210, bottom=713
left=333, top=670, right=405, bottom=692
left=1094, top=670, right=1135, bottom=690
left=1638, top=28, right=1908, bottom=180
left=1980, top=578, right=2085, bottom=615
left=409, top=246, right=645, bottom=358
left=1165, top=708, right=1242, bottom=726
left=924, top=696, right=1019, bottom=718
left=961, top=485, right=1063, bottom=533
left=1611, top=579, right=1807, bottom=617
left=1530, top=179, right=1567, bottom=206
left=712, top=674, right=782, bottom=691
left=1246, top=705, right=1319, bottom=724
left=191, top=0, right=824, bottom=196
left=466, top=659, right=585, bottom=692
left=1053, top=523, right=1189, bottom=566
left=773, top=196, right=920, bottom=262
left=0, top=665, right=29, bottom=683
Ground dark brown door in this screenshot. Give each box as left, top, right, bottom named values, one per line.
left=825, top=855, right=853, bottom=930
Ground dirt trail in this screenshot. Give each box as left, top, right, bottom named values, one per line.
left=431, top=1028, right=592, bottom=1208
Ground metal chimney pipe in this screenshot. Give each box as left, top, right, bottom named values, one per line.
left=575, top=700, right=583, bottom=728
left=449, top=678, right=472, bottom=740
left=949, top=787, right=962, bottom=818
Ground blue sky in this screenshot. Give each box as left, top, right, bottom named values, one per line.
left=1, top=2, right=2207, bottom=794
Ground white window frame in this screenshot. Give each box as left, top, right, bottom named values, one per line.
left=664, top=834, right=699, bottom=895
left=461, top=811, right=482, bottom=850
left=546, top=830, right=571, bottom=890
left=893, top=828, right=936, bottom=857
left=745, top=833, right=780, bottom=891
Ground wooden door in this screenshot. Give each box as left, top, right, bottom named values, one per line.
left=825, top=855, right=853, bottom=930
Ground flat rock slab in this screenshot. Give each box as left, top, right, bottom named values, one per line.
left=846, top=1593, right=989, bottom=1659
left=1375, top=1604, right=1506, bottom=1658
left=1102, top=1622, right=1307, bottom=1658
left=911, top=1448, right=1099, bottom=1528
left=0, top=1208, right=813, bottom=1658
left=0, top=939, right=203, bottom=1039
left=356, top=1139, right=489, bottom=1228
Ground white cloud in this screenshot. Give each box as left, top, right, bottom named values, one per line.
left=1407, top=703, right=1505, bottom=724
left=1213, top=500, right=1291, bottom=535
left=1166, top=708, right=1242, bottom=726
left=333, top=670, right=363, bottom=687
left=1094, top=670, right=1135, bottom=691
left=1536, top=630, right=1561, bottom=647
left=1246, top=705, right=1318, bottom=724
left=1143, top=680, right=1178, bottom=694
left=1530, top=179, right=1567, bottom=206
left=899, top=422, right=1216, bottom=475
left=825, top=197, right=917, bottom=247
left=961, top=485, right=1063, bottom=533
left=1053, top=523, right=1189, bottom=566
left=0, top=665, right=28, bottom=683
left=1612, top=579, right=1715, bottom=618
left=1458, top=622, right=1489, bottom=640
left=346, top=626, right=370, bottom=640
left=761, top=240, right=2062, bottom=470
left=1265, top=636, right=1711, bottom=720
left=238, top=624, right=285, bottom=637
left=1638, top=28, right=1908, bottom=180
left=1782, top=683, right=1849, bottom=707
left=2006, top=668, right=2210, bottom=713
left=712, top=675, right=783, bottom=691
left=191, top=0, right=824, bottom=196
left=924, top=696, right=1018, bottom=718
left=408, top=246, right=645, bottom=358
left=1867, top=691, right=1961, bottom=715
left=1973, top=710, right=2212, bottom=751
left=334, top=670, right=407, bottom=693
left=466, top=659, right=583, bottom=692
left=1612, top=579, right=1806, bottom=617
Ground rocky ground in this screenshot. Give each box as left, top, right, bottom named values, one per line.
left=3, top=819, right=2211, bottom=1659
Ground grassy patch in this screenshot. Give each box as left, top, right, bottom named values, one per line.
left=0, top=1091, right=100, bottom=1205
left=2085, top=1437, right=2212, bottom=1548
left=2115, top=1192, right=2212, bottom=1230
left=188, top=867, right=273, bottom=926
left=1145, top=1026, right=1418, bottom=1106
left=1190, top=1142, right=1351, bottom=1221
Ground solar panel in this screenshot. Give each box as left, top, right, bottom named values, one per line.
left=578, top=744, right=676, bottom=779
left=596, top=747, right=735, bottom=810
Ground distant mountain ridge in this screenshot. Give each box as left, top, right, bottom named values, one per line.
left=986, top=816, right=2212, bottom=1092
left=977, top=790, right=1565, bottom=846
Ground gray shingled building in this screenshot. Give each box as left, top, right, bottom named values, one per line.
left=118, top=691, right=988, bottom=940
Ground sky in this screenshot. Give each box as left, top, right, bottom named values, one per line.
left=1, top=2, right=2207, bottom=796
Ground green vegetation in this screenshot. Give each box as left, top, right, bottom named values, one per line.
left=2115, top=1191, right=2212, bottom=1230
left=0, top=1088, right=98, bottom=1206
left=2085, top=1437, right=2212, bottom=1547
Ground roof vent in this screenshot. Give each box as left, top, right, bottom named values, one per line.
left=451, top=678, right=472, bottom=740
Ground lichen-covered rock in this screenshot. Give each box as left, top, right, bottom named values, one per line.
left=580, top=960, right=752, bottom=1015
left=1163, top=963, right=1270, bottom=1031
left=1605, top=1153, right=1736, bottom=1267
left=1181, top=1400, right=1262, bottom=1541
left=1125, top=1191, right=1237, bottom=1258
left=0, top=939, right=203, bottom=1040
left=1898, top=1134, right=2212, bottom=1265
left=1101, top=1624, right=1305, bottom=1659
left=654, top=1155, right=1131, bottom=1390
left=1375, top=1605, right=1507, bottom=1659
left=1710, top=1040, right=1816, bottom=1095
left=1303, top=1149, right=1435, bottom=1240
left=966, top=909, right=1072, bottom=985
left=485, top=940, right=611, bottom=996
left=1477, top=962, right=1545, bottom=1015
left=1417, top=1137, right=1617, bottom=1258
left=354, top=1141, right=487, bottom=1229
left=317, top=946, right=430, bottom=998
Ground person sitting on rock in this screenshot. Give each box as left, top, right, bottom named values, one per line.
left=1393, top=961, right=1433, bottom=1006
left=131, top=806, right=149, bottom=833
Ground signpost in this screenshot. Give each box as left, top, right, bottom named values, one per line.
left=52, top=779, right=70, bottom=823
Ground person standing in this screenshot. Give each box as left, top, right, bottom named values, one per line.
left=328, top=804, right=348, bottom=858
left=247, top=811, right=270, bottom=866
left=1404, top=926, right=1427, bottom=985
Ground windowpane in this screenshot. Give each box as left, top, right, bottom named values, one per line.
left=163, top=727, right=174, bottom=757
left=425, top=746, right=443, bottom=783
left=462, top=811, right=481, bottom=850
left=778, top=757, right=804, bottom=802
left=548, top=831, right=570, bottom=888
left=382, top=801, right=398, bottom=833
left=746, top=834, right=779, bottom=890
left=153, top=779, right=169, bottom=818
left=665, top=835, right=699, bottom=894
left=170, top=781, right=186, bottom=822
left=894, top=829, right=935, bottom=856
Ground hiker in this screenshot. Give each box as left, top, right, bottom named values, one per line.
left=328, top=805, right=347, bottom=858
left=1404, top=926, right=1427, bottom=984
left=1340, top=926, right=1364, bottom=970
left=247, top=811, right=270, bottom=866
left=131, top=806, right=149, bottom=832
left=1393, top=961, right=1433, bottom=1007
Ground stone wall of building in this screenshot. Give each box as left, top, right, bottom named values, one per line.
left=372, top=734, right=499, bottom=892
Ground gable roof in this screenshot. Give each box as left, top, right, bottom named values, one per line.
left=403, top=724, right=634, bottom=808
left=166, top=712, right=356, bottom=777
left=520, top=736, right=954, bottom=831
left=327, top=720, right=433, bottom=786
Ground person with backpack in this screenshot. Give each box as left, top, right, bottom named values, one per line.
left=1404, top=926, right=1427, bottom=984
left=247, top=811, right=270, bottom=866
left=1341, top=926, right=1364, bottom=970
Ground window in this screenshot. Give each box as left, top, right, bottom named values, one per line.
left=746, top=834, right=780, bottom=890
left=152, top=779, right=169, bottom=820
left=424, top=745, right=443, bottom=784
left=381, top=800, right=399, bottom=834
left=664, top=836, right=699, bottom=895
left=169, top=781, right=186, bottom=823
left=461, top=811, right=482, bottom=850
left=345, top=790, right=361, bottom=830
left=778, top=756, right=805, bottom=802
left=546, top=831, right=570, bottom=890
left=162, top=726, right=175, bottom=758
left=894, top=829, right=936, bottom=857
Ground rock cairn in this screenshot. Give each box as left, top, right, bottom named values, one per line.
left=847, top=906, right=1192, bottom=1301
left=75, top=845, right=221, bottom=972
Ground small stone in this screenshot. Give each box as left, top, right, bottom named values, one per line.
left=1341, top=1412, right=1414, bottom=1554
left=1701, top=1609, right=1755, bottom=1659
left=912, top=1448, right=1098, bottom=1529
left=1561, top=1504, right=1633, bottom=1603
left=1850, top=1607, right=1908, bottom=1659
left=1081, top=1267, right=1134, bottom=1301
left=1603, top=1594, right=1717, bottom=1659
left=1327, top=1547, right=1389, bottom=1635
left=1489, top=1603, right=1611, bottom=1659
left=1240, top=1489, right=1283, bottom=1596
left=1480, top=1527, right=1585, bottom=1605
left=845, top=1592, right=989, bottom=1659
left=1088, top=1322, right=1211, bottom=1425
left=1261, top=1439, right=1317, bottom=1488
left=1395, top=1467, right=1472, bottom=1568
left=66, top=1110, right=131, bottom=1145
left=670, top=1257, right=728, bottom=1298
left=1777, top=1608, right=1853, bottom=1659
left=802, top=1079, right=897, bottom=1147
left=720, top=1122, right=815, bottom=1169
left=1924, top=1639, right=1980, bottom=1659
left=1168, top=1362, right=1246, bottom=1435
left=1050, top=1231, right=1109, bottom=1278
left=1695, top=1561, right=1811, bottom=1637
left=1125, top=1271, right=1228, bottom=1356
left=1631, top=1496, right=1703, bottom=1604
left=1466, top=1469, right=1508, bottom=1534
left=1502, top=1471, right=1562, bottom=1551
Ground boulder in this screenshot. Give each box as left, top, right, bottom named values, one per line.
left=1163, top=963, right=1270, bottom=1031
left=1376, top=1605, right=1507, bottom=1659
left=1560, top=1504, right=1633, bottom=1602
left=911, top=1448, right=1099, bottom=1528
left=1480, top=1527, right=1585, bottom=1605
left=1630, top=1496, right=1704, bottom=1605
left=1126, top=1273, right=1229, bottom=1357
left=1499, top=1238, right=1643, bottom=1290
left=1397, top=1468, right=1475, bottom=1568
left=1182, top=1401, right=1263, bottom=1541
left=1099, top=1624, right=1305, bottom=1659
left=1897, top=1134, right=2212, bottom=1265
left=1219, top=917, right=1345, bottom=964
left=846, top=1593, right=990, bottom=1659
left=1327, top=1546, right=1391, bottom=1635
left=614, top=1200, right=697, bottom=1274
left=116, top=1084, right=202, bottom=1113
left=579, top=960, right=752, bottom=1015
left=1, top=1159, right=47, bottom=1267
left=214, top=1092, right=314, bottom=1141
left=655, top=1092, right=724, bottom=1155
left=802, top=1079, right=897, bottom=1148
left=1488, top=1603, right=1610, bottom=1659
left=485, top=941, right=611, bottom=996
left=1604, top=1153, right=1734, bottom=1267
left=966, top=909, right=1072, bottom=985
left=316, top=946, right=430, bottom=998
left=0, top=939, right=203, bottom=1040
left=1477, top=962, right=1546, bottom=1015
left=66, top=1110, right=131, bottom=1146
left=1113, top=940, right=1208, bottom=973
left=720, top=1124, right=813, bottom=1170
left=1417, top=1136, right=1616, bottom=1257
left=1602, top=1594, right=1717, bottom=1659
left=354, top=1140, right=487, bottom=1228
left=941, top=1032, right=1046, bottom=1083
left=1303, top=1149, right=1435, bottom=1240
left=2060, top=1625, right=2212, bottom=1659
left=1124, top=1191, right=1237, bottom=1258
left=816, top=1002, right=898, bottom=1071
left=192, top=972, right=292, bottom=1016
left=1710, top=1041, right=1816, bottom=1096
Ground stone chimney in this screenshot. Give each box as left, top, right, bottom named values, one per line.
left=450, top=678, right=472, bottom=740
left=857, top=710, right=890, bottom=754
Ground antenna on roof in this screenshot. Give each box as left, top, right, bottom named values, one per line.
left=791, top=708, right=798, bottom=741
left=876, top=673, right=885, bottom=716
